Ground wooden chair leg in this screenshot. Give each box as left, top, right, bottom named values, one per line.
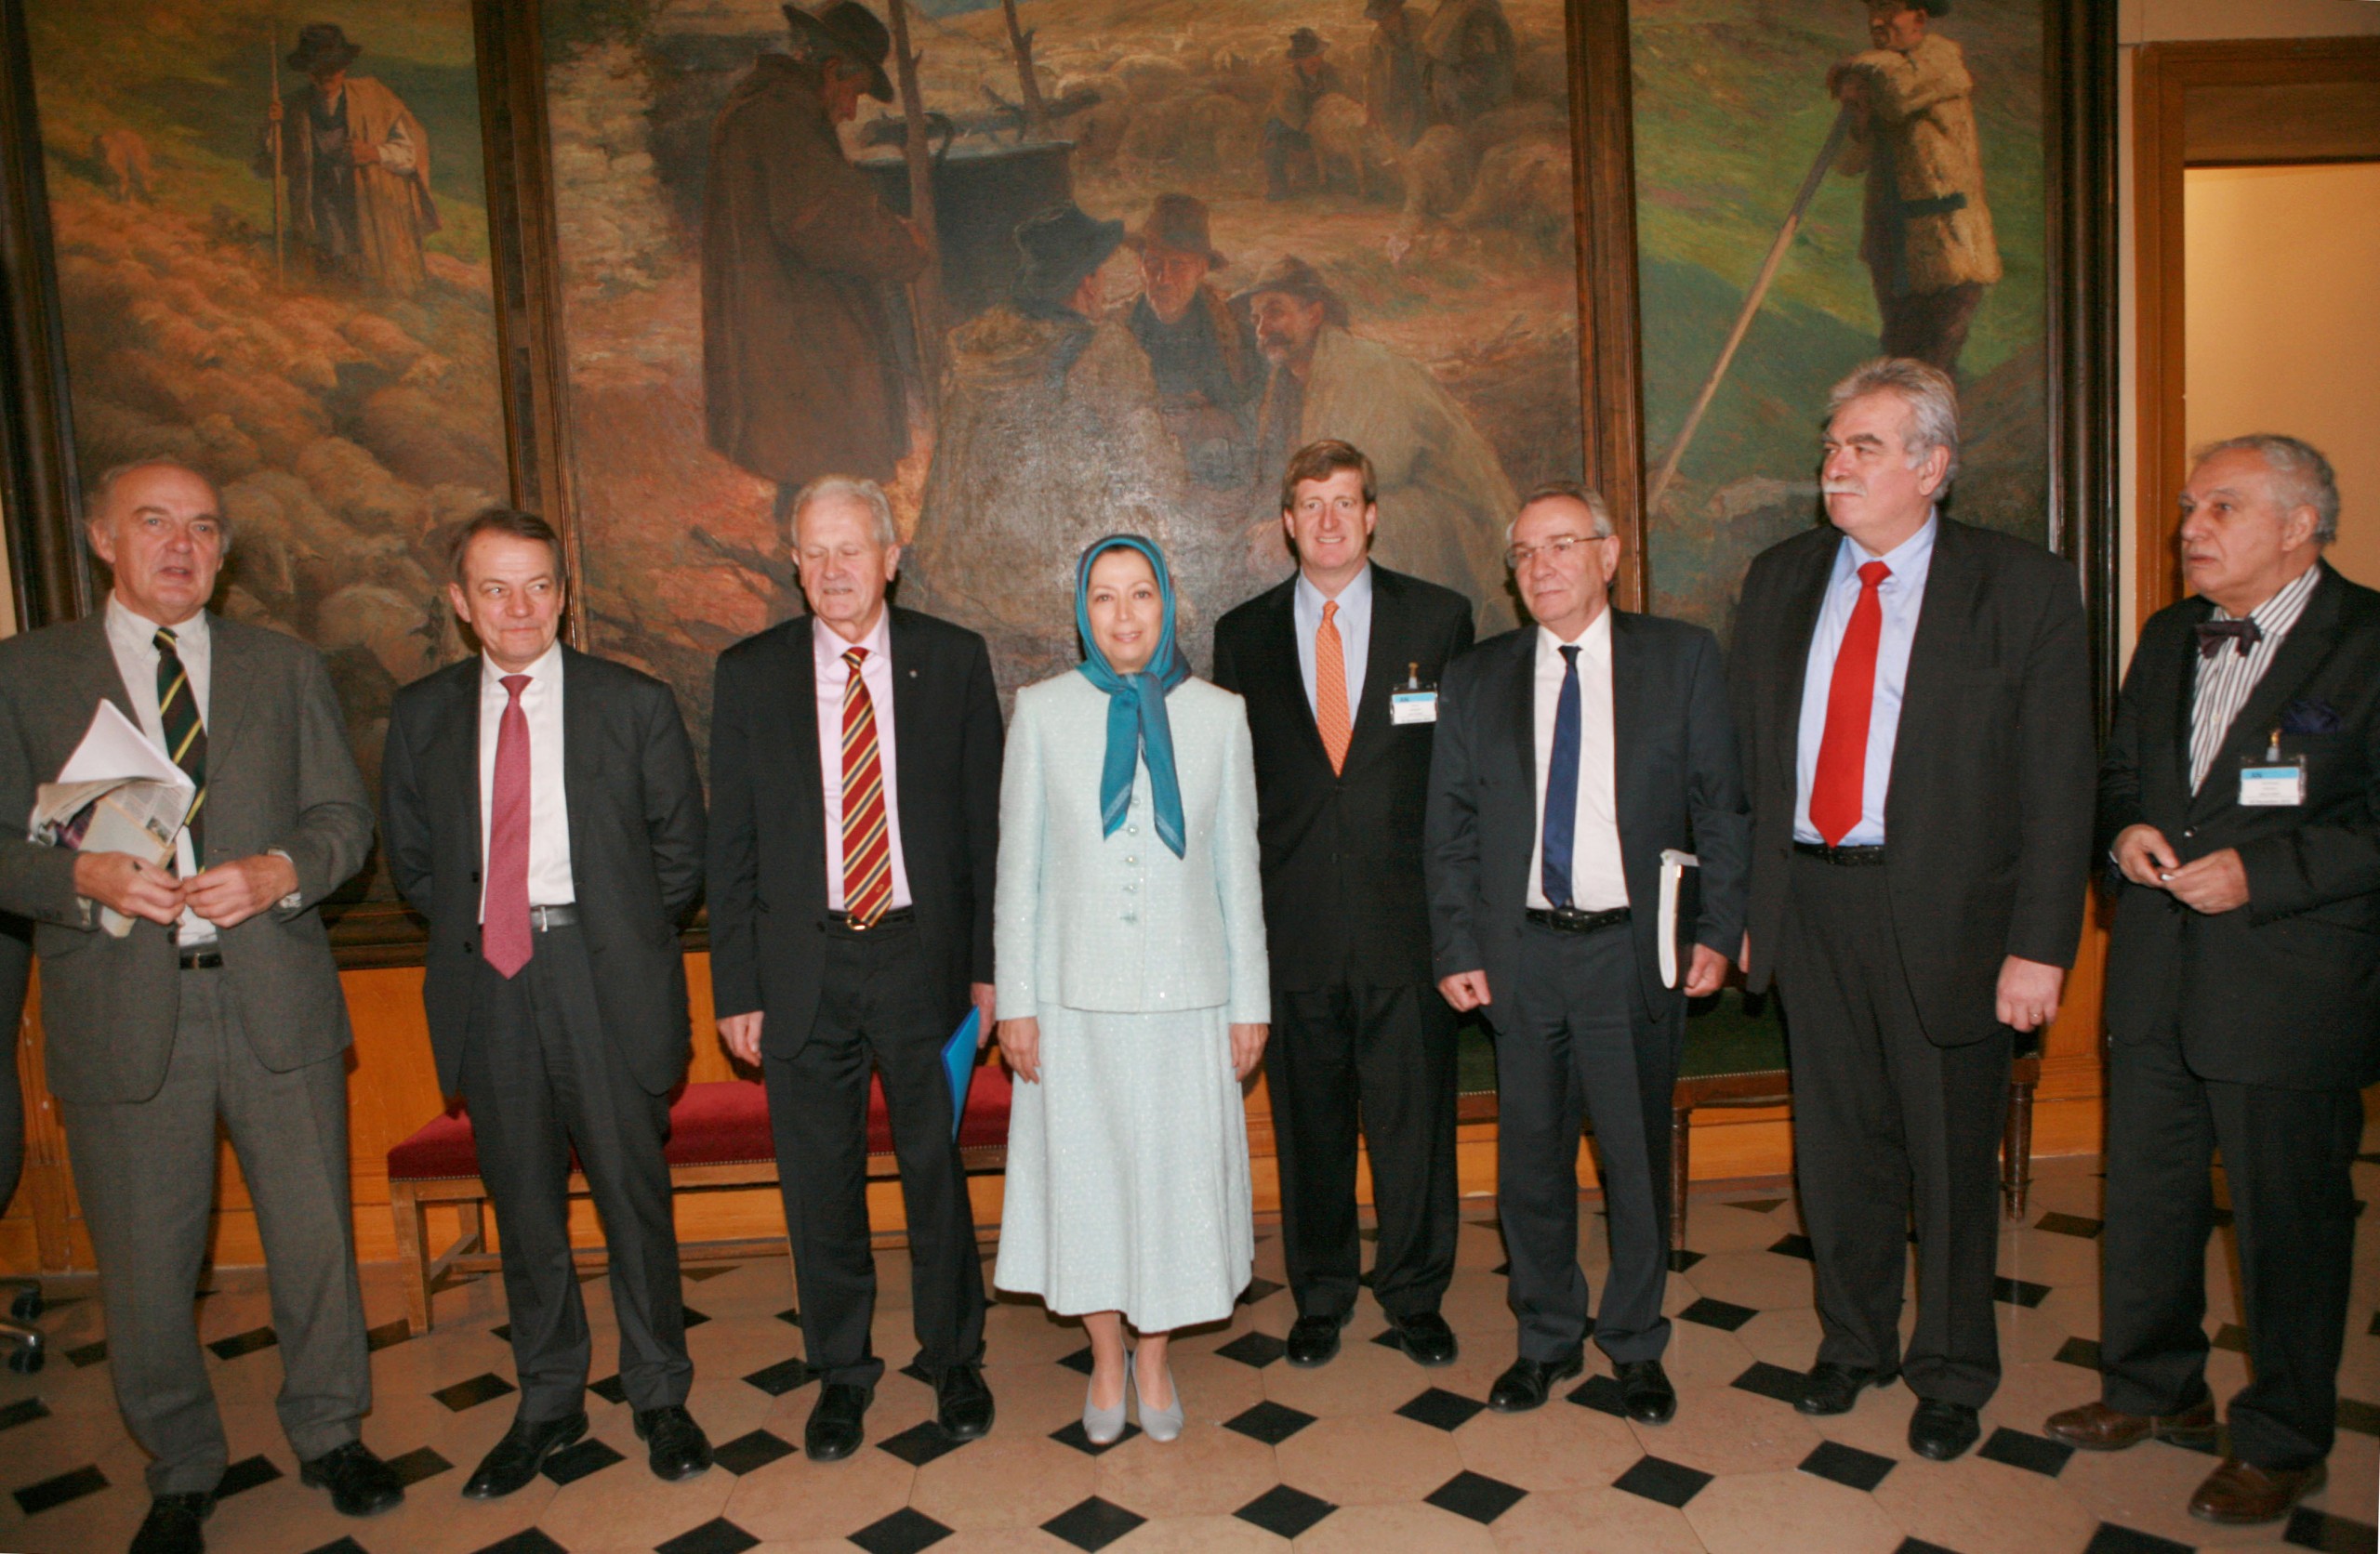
left=2003, top=1078, right=2038, bottom=1220
left=1671, top=1107, right=1693, bottom=1253
left=390, top=1183, right=431, bottom=1336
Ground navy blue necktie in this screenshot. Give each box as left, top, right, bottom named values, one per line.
left=1541, top=644, right=1580, bottom=908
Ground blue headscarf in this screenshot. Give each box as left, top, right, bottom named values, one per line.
left=1075, top=533, right=1191, bottom=858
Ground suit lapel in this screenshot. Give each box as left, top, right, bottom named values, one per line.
left=1608, top=609, right=1642, bottom=857
left=1261, top=583, right=1335, bottom=772
left=2188, top=565, right=2345, bottom=820
left=886, top=612, right=917, bottom=831
left=431, top=658, right=483, bottom=877
left=67, top=612, right=139, bottom=732
left=1342, top=569, right=1408, bottom=774
left=1772, top=536, right=1832, bottom=786
left=784, top=615, right=823, bottom=809
left=201, top=613, right=253, bottom=779
left=2169, top=597, right=2215, bottom=798
left=560, top=647, right=599, bottom=895
left=1503, top=628, right=1537, bottom=813
left=1887, top=520, right=1977, bottom=828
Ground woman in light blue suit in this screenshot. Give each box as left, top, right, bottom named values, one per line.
left=994, top=534, right=1271, bottom=1445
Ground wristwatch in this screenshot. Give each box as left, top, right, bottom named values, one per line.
left=267, top=848, right=304, bottom=913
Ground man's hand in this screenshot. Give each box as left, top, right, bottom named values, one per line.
left=2166, top=848, right=2249, bottom=915
left=1683, top=943, right=1729, bottom=998
left=182, top=853, right=299, bottom=930
left=998, top=1017, right=1041, bottom=1084
left=1230, top=1022, right=1268, bottom=1081
left=1738, top=931, right=1751, bottom=975
left=971, top=982, right=997, bottom=1047
left=718, top=1011, right=764, bottom=1067
left=73, top=851, right=184, bottom=926
left=1996, top=955, right=2065, bottom=1033
left=1438, top=969, right=1490, bottom=1012
left=2112, top=823, right=2180, bottom=889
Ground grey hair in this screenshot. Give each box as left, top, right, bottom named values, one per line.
left=1828, top=357, right=1961, bottom=485
left=84, top=458, right=231, bottom=555
left=1506, top=480, right=1615, bottom=544
left=789, top=475, right=899, bottom=549
left=2191, top=433, right=2340, bottom=547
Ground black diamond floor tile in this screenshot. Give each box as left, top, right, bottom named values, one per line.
left=66, top=1339, right=107, bottom=1367
left=741, top=1356, right=812, bottom=1396
left=712, top=1428, right=797, bottom=1475
left=1800, top=1439, right=1896, bottom=1492
left=1041, top=1495, right=1146, bottom=1551
left=1237, top=1277, right=1286, bottom=1305
left=1567, top=1375, right=1628, bottom=1417
left=468, top=1531, right=569, bottom=1554
left=1371, top=1326, right=1406, bottom=1351
left=1992, top=1275, right=2053, bottom=1309
left=1678, top=1297, right=1758, bottom=1332
left=384, top=1446, right=453, bottom=1488
left=2082, top=1524, right=2193, bottom=1554
left=14, top=1464, right=109, bottom=1516
left=2336, top=1396, right=2380, bottom=1436
left=1396, top=1387, right=1487, bottom=1431
left=2369, top=1310, right=2379, bottom=1338
left=0, top=1397, right=52, bottom=1431
left=2212, top=1322, right=2251, bottom=1353
left=680, top=1305, right=711, bottom=1329
left=1215, top=1330, right=1288, bottom=1368
left=1236, top=1483, right=1337, bottom=1539
left=2055, top=1337, right=2104, bottom=1370
left=1731, top=1361, right=1808, bottom=1405
left=364, top=1319, right=413, bottom=1352
left=2285, top=1505, right=2380, bottom=1553
left=1893, top=1540, right=1964, bottom=1554
left=1058, top=1345, right=1095, bottom=1376
left=774, top=1306, right=801, bottom=1327
left=657, top=1517, right=761, bottom=1554
left=1225, top=1400, right=1317, bottom=1444
left=1611, top=1454, right=1712, bottom=1508
left=433, top=1372, right=518, bottom=1412
left=587, top=1374, right=628, bottom=1406
left=490, top=1324, right=511, bottom=1343
left=850, top=1506, right=955, bottom=1554
left=681, top=1265, right=737, bottom=1282
left=217, top=1454, right=284, bottom=1497
left=898, top=1361, right=933, bottom=1387
left=1424, top=1468, right=1527, bottom=1524
left=2036, top=1211, right=2104, bottom=1238
left=1770, top=1233, right=1816, bottom=1260
left=1665, top=1248, right=1704, bottom=1273
left=300, top=1538, right=369, bottom=1554
left=1726, top=1197, right=1787, bottom=1214
left=1977, top=1426, right=2072, bottom=1477
left=1050, top=1418, right=1142, bottom=1455
left=877, top=1419, right=967, bottom=1468
left=542, top=1437, right=624, bottom=1486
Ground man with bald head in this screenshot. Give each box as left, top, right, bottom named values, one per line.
left=0, top=461, right=391, bottom=1554
left=2049, top=437, right=2380, bottom=1526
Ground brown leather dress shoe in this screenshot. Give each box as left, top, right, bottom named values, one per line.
left=2043, top=1398, right=2217, bottom=1451
left=2188, top=1456, right=2327, bottom=1525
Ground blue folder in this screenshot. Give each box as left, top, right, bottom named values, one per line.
left=942, top=1007, right=982, bottom=1141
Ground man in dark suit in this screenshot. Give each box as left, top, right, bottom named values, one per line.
left=2045, top=436, right=2378, bottom=1525
left=709, top=475, right=1001, bottom=1461
left=381, top=508, right=713, bottom=1495
left=0, top=461, right=398, bottom=1554
left=1425, top=481, right=1749, bottom=1422
left=1212, top=439, right=1474, bottom=1369
left=1729, top=359, right=2094, bottom=1461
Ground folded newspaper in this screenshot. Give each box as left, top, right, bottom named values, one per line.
left=28, top=701, right=195, bottom=939
left=1659, top=849, right=1699, bottom=990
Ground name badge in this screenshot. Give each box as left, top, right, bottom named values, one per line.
left=1390, top=691, right=1438, bottom=725
left=2238, top=762, right=2305, bottom=807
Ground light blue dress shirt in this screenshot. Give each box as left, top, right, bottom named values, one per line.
left=1792, top=513, right=1938, bottom=846
left=1291, top=562, right=1373, bottom=720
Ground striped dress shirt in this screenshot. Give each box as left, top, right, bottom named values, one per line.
left=2188, top=562, right=2323, bottom=792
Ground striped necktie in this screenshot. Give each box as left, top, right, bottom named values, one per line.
left=154, top=626, right=206, bottom=863
left=840, top=648, right=893, bottom=927
left=1315, top=599, right=1351, bottom=774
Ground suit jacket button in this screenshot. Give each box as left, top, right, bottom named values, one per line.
left=2182, top=827, right=2195, bottom=838
left=464, top=941, right=475, bottom=955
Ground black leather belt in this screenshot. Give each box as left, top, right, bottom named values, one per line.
left=529, top=903, right=579, bottom=931
left=826, top=906, right=915, bottom=931
left=1526, top=904, right=1632, bottom=934
left=178, top=947, right=223, bottom=970
left=1794, top=841, right=1889, bottom=867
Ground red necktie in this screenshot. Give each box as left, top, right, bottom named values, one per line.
left=483, top=674, right=534, bottom=978
left=1809, top=560, right=1891, bottom=847
left=840, top=648, right=893, bottom=927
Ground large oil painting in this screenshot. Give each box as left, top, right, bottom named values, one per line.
left=542, top=0, right=1593, bottom=729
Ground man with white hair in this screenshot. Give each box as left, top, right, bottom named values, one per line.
left=1728, top=359, right=2094, bottom=1461
left=2048, top=436, right=2378, bottom=1526
left=707, top=476, right=1003, bottom=1463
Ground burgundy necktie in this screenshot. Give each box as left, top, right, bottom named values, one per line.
left=1810, top=560, right=1890, bottom=847
left=483, top=673, right=533, bottom=978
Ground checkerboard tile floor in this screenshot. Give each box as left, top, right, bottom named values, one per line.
left=6, top=1149, right=2378, bottom=1553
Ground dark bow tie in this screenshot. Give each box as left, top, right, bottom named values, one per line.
left=2195, top=618, right=2262, bottom=659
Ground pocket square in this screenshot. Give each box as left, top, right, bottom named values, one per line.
left=2280, top=698, right=2341, bottom=735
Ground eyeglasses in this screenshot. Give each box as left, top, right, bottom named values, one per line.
left=1504, top=533, right=1607, bottom=570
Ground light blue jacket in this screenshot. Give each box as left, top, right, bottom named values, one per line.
left=995, top=671, right=1271, bottom=1023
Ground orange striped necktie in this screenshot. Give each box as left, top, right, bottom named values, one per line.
left=1316, top=599, right=1351, bottom=775
left=840, top=647, right=894, bottom=927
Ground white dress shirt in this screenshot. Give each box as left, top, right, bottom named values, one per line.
left=1527, top=611, right=1629, bottom=912
left=1792, top=513, right=1939, bottom=846
left=104, top=598, right=216, bottom=945
left=477, top=641, right=575, bottom=917
left=2188, top=560, right=2322, bottom=792
left=815, top=611, right=914, bottom=912
left=1291, top=563, right=1373, bottom=720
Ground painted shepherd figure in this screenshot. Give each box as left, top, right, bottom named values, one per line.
left=258, top=24, right=439, bottom=296
left=1122, top=195, right=1263, bottom=491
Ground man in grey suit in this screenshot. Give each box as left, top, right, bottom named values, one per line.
left=0, top=461, right=397, bottom=1554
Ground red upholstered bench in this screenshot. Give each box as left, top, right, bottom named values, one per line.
left=388, top=1070, right=1012, bottom=1335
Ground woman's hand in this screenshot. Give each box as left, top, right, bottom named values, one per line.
left=998, top=1016, right=1042, bottom=1084
left=1229, top=1022, right=1268, bottom=1081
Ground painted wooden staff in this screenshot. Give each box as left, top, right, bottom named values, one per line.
left=885, top=0, right=947, bottom=392
left=998, top=0, right=1049, bottom=139
left=267, top=29, right=286, bottom=286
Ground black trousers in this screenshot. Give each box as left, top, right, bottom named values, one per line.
left=765, top=917, right=985, bottom=1390
left=1777, top=854, right=2009, bottom=1408
left=2100, top=1026, right=2363, bottom=1468
left=1267, top=978, right=1459, bottom=1324
left=1495, top=922, right=1675, bottom=1365
left=459, top=922, right=692, bottom=1420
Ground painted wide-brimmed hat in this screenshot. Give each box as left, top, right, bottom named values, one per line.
left=1124, top=193, right=1227, bottom=270
left=782, top=0, right=896, bottom=102
left=1289, top=27, right=1328, bottom=59
left=286, top=22, right=363, bottom=73
left=1231, top=254, right=1350, bottom=327
left=1012, top=202, right=1127, bottom=308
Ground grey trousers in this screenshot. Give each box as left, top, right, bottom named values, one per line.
left=61, top=966, right=370, bottom=1495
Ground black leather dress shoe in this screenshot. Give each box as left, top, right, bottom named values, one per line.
left=633, top=1405, right=714, bottom=1482
left=1488, top=1350, right=1583, bottom=1413
left=1286, top=1312, right=1348, bottom=1368
left=935, top=1364, right=996, bottom=1440
left=805, top=1382, right=872, bottom=1462
left=1796, top=1362, right=1900, bottom=1416
left=1393, top=1311, right=1460, bottom=1367
left=463, top=1412, right=587, bottom=1499
left=1908, top=1399, right=1983, bottom=1461
left=1616, top=1359, right=1677, bottom=1425
left=129, top=1493, right=214, bottom=1554
left=298, top=1440, right=404, bottom=1516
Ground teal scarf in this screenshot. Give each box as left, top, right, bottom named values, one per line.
left=1074, top=533, right=1189, bottom=858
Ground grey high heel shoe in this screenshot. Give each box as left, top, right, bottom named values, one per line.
left=1132, top=1348, right=1183, bottom=1442
left=1083, top=1368, right=1128, bottom=1446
